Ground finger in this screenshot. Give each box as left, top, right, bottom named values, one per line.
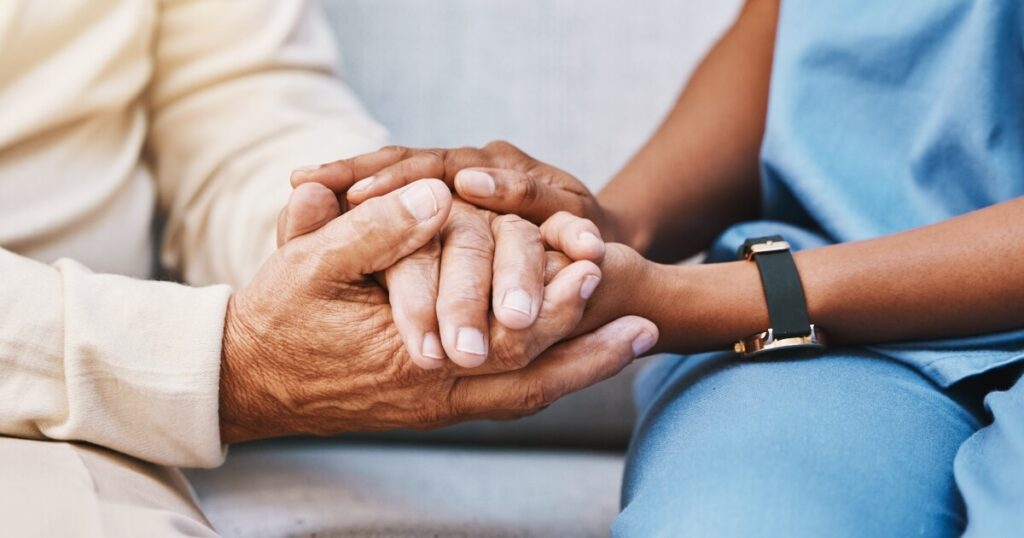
left=490, top=215, right=545, bottom=330
left=436, top=205, right=495, bottom=368
left=347, top=147, right=504, bottom=205
left=385, top=238, right=446, bottom=369
left=449, top=258, right=601, bottom=377
left=277, top=182, right=342, bottom=247
left=539, top=211, right=606, bottom=263
left=346, top=151, right=449, bottom=205
left=289, top=145, right=412, bottom=191
left=543, top=251, right=572, bottom=284
left=452, top=316, right=659, bottom=417
left=312, top=179, right=452, bottom=281
left=453, top=168, right=586, bottom=225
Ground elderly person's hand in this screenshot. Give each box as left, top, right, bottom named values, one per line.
left=221, top=179, right=658, bottom=444
left=285, top=168, right=608, bottom=369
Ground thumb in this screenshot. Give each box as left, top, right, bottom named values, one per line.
left=277, top=182, right=342, bottom=247
left=310, top=178, right=452, bottom=281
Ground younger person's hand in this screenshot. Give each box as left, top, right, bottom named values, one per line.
left=290, top=141, right=630, bottom=243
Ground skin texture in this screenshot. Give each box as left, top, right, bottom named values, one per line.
left=284, top=178, right=607, bottom=369
left=297, top=0, right=1024, bottom=356
left=221, top=179, right=658, bottom=444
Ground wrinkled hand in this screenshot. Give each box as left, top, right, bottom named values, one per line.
left=386, top=198, right=609, bottom=368
left=290, top=140, right=624, bottom=241
left=222, top=179, right=659, bottom=444
left=280, top=177, right=607, bottom=369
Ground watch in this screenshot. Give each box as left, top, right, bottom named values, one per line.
left=734, top=235, right=826, bottom=358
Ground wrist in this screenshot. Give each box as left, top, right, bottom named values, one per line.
left=643, top=260, right=769, bottom=354
left=219, top=294, right=280, bottom=444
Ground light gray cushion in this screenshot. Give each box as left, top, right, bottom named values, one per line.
left=339, top=361, right=644, bottom=450
left=188, top=440, right=624, bottom=538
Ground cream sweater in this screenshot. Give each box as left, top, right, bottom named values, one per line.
left=0, top=0, right=386, bottom=467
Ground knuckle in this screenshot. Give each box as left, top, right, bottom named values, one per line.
left=396, top=251, right=439, bottom=273
left=537, top=305, right=581, bottom=342
left=436, top=292, right=490, bottom=315
left=380, top=145, right=411, bottom=158
left=419, top=149, right=446, bottom=166
left=443, top=381, right=466, bottom=420
left=491, top=334, right=532, bottom=370
left=493, top=214, right=539, bottom=238
left=512, top=172, right=540, bottom=206
left=519, top=379, right=554, bottom=411
left=492, top=213, right=522, bottom=228
left=444, top=222, right=495, bottom=254
left=394, top=293, right=436, bottom=324
left=483, top=140, right=528, bottom=161
left=348, top=206, right=388, bottom=241
left=449, top=239, right=495, bottom=263
left=484, top=139, right=514, bottom=152
left=441, top=151, right=460, bottom=174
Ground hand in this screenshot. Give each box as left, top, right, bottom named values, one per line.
left=573, top=243, right=661, bottom=338
left=289, top=141, right=628, bottom=242
left=385, top=198, right=608, bottom=368
left=541, top=240, right=661, bottom=343
left=223, top=179, right=659, bottom=443
left=280, top=176, right=608, bottom=369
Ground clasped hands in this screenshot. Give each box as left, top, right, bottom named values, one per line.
left=219, top=142, right=658, bottom=444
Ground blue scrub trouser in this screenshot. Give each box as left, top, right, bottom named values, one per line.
left=614, top=349, right=1024, bottom=537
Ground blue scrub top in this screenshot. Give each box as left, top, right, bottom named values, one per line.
left=707, top=0, right=1024, bottom=385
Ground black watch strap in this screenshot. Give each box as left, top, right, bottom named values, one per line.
left=738, top=235, right=812, bottom=339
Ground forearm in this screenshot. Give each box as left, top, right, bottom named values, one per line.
left=639, top=197, right=1024, bottom=353
left=0, top=248, right=229, bottom=467
left=597, top=0, right=778, bottom=262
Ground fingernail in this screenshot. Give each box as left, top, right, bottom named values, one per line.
left=290, top=165, right=319, bottom=180
left=579, top=231, right=603, bottom=251
left=456, top=170, right=496, bottom=197
left=349, top=176, right=375, bottom=194
left=455, top=328, right=487, bottom=356
left=631, top=331, right=657, bottom=357
left=400, top=183, right=439, bottom=222
left=502, top=288, right=532, bottom=316
left=422, top=332, right=445, bottom=360
left=580, top=274, right=601, bottom=300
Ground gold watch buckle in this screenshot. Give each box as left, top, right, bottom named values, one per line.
left=734, top=324, right=827, bottom=358
left=742, top=239, right=791, bottom=261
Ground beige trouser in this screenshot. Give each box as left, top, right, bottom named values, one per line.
left=0, top=436, right=218, bottom=537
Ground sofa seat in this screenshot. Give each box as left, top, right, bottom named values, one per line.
left=186, top=440, right=624, bottom=538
